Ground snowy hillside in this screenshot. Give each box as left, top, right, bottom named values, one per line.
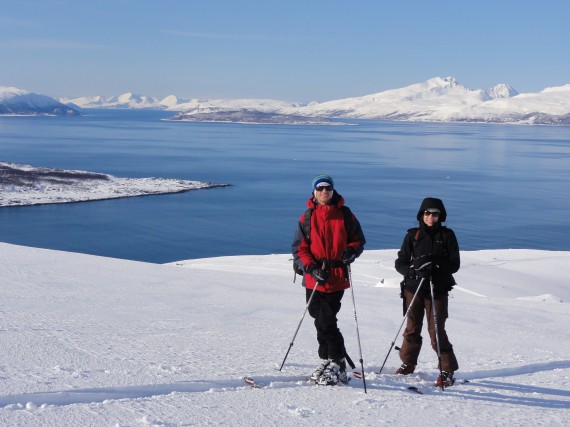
left=0, top=162, right=228, bottom=207
left=0, top=243, right=568, bottom=426
left=0, top=87, right=79, bottom=116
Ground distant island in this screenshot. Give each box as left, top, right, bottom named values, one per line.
left=167, top=110, right=346, bottom=125
left=0, top=162, right=228, bottom=207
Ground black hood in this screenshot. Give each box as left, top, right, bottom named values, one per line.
left=416, top=197, right=447, bottom=222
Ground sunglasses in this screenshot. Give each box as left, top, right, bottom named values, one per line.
left=424, top=210, right=440, bottom=217
left=315, top=185, right=333, bottom=192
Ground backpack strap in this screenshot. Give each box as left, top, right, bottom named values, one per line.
left=407, top=227, right=419, bottom=247
left=439, top=226, right=449, bottom=258
left=341, top=206, right=354, bottom=234
left=302, top=208, right=312, bottom=243
left=410, top=226, right=449, bottom=258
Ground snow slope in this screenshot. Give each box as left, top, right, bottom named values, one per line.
left=0, top=243, right=568, bottom=426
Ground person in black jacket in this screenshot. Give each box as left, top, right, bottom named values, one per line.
left=394, top=197, right=460, bottom=387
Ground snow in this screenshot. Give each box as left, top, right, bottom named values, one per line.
left=0, top=243, right=568, bottom=426
left=0, top=87, right=29, bottom=101
left=158, top=95, right=181, bottom=108
left=58, top=93, right=191, bottom=110
left=0, top=162, right=227, bottom=207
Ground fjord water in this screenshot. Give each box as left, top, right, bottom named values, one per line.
left=1, top=109, right=569, bottom=263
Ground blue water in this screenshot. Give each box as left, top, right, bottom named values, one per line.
left=1, top=109, right=569, bottom=263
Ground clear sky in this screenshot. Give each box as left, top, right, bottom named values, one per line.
left=1, top=0, right=569, bottom=102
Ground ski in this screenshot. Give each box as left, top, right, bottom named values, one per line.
left=245, top=372, right=359, bottom=389
left=244, top=376, right=261, bottom=389
left=434, top=378, right=469, bottom=388
left=407, top=386, right=423, bottom=394
left=309, top=376, right=352, bottom=386
left=401, top=379, right=470, bottom=395
left=359, top=369, right=421, bottom=394
left=243, top=375, right=314, bottom=389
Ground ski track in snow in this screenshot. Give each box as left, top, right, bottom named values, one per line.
left=1, top=361, right=569, bottom=408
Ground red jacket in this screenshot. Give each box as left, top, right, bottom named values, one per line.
left=293, top=192, right=365, bottom=293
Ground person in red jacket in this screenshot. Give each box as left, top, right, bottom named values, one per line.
left=291, top=174, right=365, bottom=385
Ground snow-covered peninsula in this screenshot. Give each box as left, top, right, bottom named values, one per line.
left=0, top=162, right=227, bottom=207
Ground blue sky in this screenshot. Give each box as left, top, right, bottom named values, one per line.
left=1, top=0, right=569, bottom=102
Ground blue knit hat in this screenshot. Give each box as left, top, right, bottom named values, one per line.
left=312, top=174, right=334, bottom=189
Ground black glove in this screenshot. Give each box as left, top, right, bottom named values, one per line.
left=307, top=263, right=328, bottom=284
left=413, top=254, right=433, bottom=279
left=342, top=247, right=357, bottom=265
left=416, top=267, right=432, bottom=279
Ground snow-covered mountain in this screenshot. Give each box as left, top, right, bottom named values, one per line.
left=59, top=92, right=192, bottom=110
left=294, top=77, right=570, bottom=125
left=169, top=77, right=570, bottom=125
left=60, top=93, right=306, bottom=117
left=13, top=76, right=570, bottom=124
left=297, top=77, right=514, bottom=118
left=0, top=86, right=79, bottom=116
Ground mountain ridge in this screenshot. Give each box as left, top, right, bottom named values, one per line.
left=2, top=77, right=570, bottom=125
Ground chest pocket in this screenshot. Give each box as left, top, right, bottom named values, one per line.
left=412, top=229, right=446, bottom=260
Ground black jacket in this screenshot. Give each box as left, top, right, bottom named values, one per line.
left=395, top=223, right=460, bottom=297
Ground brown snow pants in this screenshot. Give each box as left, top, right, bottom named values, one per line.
left=399, top=290, right=459, bottom=373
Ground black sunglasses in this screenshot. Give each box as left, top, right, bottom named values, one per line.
left=424, top=210, right=440, bottom=217
left=315, top=185, right=333, bottom=192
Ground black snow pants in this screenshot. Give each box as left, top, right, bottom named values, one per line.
left=306, top=288, right=345, bottom=362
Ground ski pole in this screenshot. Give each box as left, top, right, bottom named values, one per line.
left=279, top=271, right=321, bottom=371
left=347, top=265, right=367, bottom=394
left=377, top=277, right=425, bottom=375
left=429, top=277, right=445, bottom=390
